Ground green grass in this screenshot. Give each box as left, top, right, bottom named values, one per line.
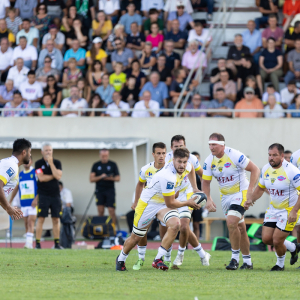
left=0, top=249, right=299, bottom=300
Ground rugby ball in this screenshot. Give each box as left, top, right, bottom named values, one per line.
left=190, top=192, right=207, bottom=208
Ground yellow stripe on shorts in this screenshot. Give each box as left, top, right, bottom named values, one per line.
left=133, top=199, right=148, bottom=227
left=240, top=190, right=248, bottom=207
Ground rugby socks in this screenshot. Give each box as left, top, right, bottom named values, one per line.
left=231, top=249, right=240, bottom=263
left=164, top=246, right=172, bottom=262
left=137, top=245, right=147, bottom=260
left=26, top=232, right=34, bottom=245
left=242, top=254, right=252, bottom=265
left=36, top=239, right=40, bottom=245
left=118, top=250, right=128, bottom=262
left=54, top=238, right=60, bottom=245
left=178, top=245, right=186, bottom=255
left=275, top=252, right=286, bottom=268
left=155, top=246, right=167, bottom=260
left=194, top=244, right=206, bottom=259
left=284, top=240, right=296, bottom=252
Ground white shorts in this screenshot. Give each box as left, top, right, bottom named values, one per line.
left=263, top=205, right=300, bottom=232
left=177, top=186, right=193, bottom=219
left=221, top=190, right=247, bottom=218
left=21, top=206, right=37, bottom=217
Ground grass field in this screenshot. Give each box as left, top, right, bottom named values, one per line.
left=0, top=248, right=300, bottom=300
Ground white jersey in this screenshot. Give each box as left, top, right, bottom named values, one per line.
left=139, top=161, right=162, bottom=186
left=140, top=161, right=192, bottom=204
left=258, top=160, right=300, bottom=209
left=203, top=147, right=250, bottom=197
left=291, top=149, right=300, bottom=170
left=0, top=156, right=19, bottom=197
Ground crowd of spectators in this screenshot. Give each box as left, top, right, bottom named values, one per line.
left=0, top=0, right=299, bottom=118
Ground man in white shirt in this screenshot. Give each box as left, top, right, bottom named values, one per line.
left=42, top=24, right=65, bottom=52
left=7, top=58, right=30, bottom=89
left=188, top=21, right=212, bottom=49
left=19, top=70, right=43, bottom=108
left=59, top=181, right=74, bottom=210
left=0, top=0, right=10, bottom=19
left=11, top=36, right=38, bottom=70
left=60, top=85, right=88, bottom=117
left=106, top=91, right=130, bottom=117
left=164, top=0, right=193, bottom=21
left=132, top=90, right=160, bottom=118
left=98, top=0, right=120, bottom=24
left=16, top=19, right=39, bottom=48
left=0, top=37, right=13, bottom=82
left=141, top=0, right=164, bottom=17
left=280, top=80, right=300, bottom=109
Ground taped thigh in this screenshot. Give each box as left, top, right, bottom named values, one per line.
left=132, top=225, right=148, bottom=237
left=179, top=210, right=192, bottom=220
left=163, top=210, right=179, bottom=224
left=227, top=210, right=242, bottom=219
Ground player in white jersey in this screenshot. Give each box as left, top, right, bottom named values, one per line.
left=0, top=138, right=32, bottom=220
left=116, top=148, right=201, bottom=271
left=202, top=133, right=260, bottom=270
left=245, top=144, right=300, bottom=271
left=166, top=135, right=211, bottom=268
left=131, top=142, right=167, bottom=270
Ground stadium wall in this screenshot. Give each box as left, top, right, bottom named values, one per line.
left=0, top=118, right=298, bottom=233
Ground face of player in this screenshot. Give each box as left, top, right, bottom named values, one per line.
left=152, top=148, right=166, bottom=166
left=268, top=148, right=284, bottom=168
left=100, top=150, right=109, bottom=163
left=42, top=146, right=53, bottom=161
left=208, top=138, right=225, bottom=158
left=284, top=153, right=292, bottom=162
left=24, top=157, right=32, bottom=170
left=173, top=156, right=188, bottom=175
left=22, top=148, right=31, bottom=165
left=171, top=140, right=185, bottom=152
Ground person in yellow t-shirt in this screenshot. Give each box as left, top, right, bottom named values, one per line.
left=86, top=37, right=108, bottom=67
left=109, top=62, right=126, bottom=92
left=92, top=10, right=113, bottom=41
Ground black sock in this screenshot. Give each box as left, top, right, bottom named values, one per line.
left=36, top=239, right=40, bottom=244
left=54, top=239, right=60, bottom=245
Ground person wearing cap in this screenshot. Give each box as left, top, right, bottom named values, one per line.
left=235, top=87, right=264, bottom=118
left=119, top=2, right=142, bottom=35
left=202, top=133, right=260, bottom=270
left=16, top=18, right=39, bottom=48
left=86, top=37, right=108, bottom=67
left=167, top=1, right=195, bottom=32
left=41, top=24, right=65, bottom=52
left=164, top=0, right=193, bottom=22
left=3, top=90, right=32, bottom=117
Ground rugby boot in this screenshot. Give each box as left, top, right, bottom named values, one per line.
left=116, top=256, right=127, bottom=271
left=226, top=258, right=239, bottom=270
left=152, top=258, right=169, bottom=271
left=201, top=252, right=211, bottom=266
left=290, top=243, right=300, bottom=265
left=239, top=263, right=253, bottom=270
left=270, top=265, right=284, bottom=271
left=133, top=259, right=144, bottom=270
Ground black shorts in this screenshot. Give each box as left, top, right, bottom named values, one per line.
left=38, top=195, right=62, bottom=218
left=263, top=222, right=291, bottom=233
left=191, top=207, right=203, bottom=222
left=95, top=189, right=115, bottom=208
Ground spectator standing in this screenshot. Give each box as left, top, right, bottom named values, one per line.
left=105, top=91, right=130, bottom=117
left=209, top=88, right=234, bottom=118
left=38, top=39, right=64, bottom=71
left=0, top=80, right=15, bottom=108
left=146, top=22, right=164, bottom=54
left=284, top=21, right=300, bottom=54
left=3, top=90, right=32, bottom=117
left=139, top=41, right=156, bottom=75
left=182, top=40, right=207, bottom=73
left=98, top=0, right=120, bottom=25
left=42, top=24, right=65, bottom=51
left=36, top=56, right=60, bottom=88
left=120, top=76, right=139, bottom=107
left=126, top=59, right=146, bottom=90
left=16, top=19, right=39, bottom=48
left=111, top=37, right=134, bottom=69
left=86, top=37, right=107, bottom=67
left=38, top=93, right=56, bottom=117
left=162, top=40, right=180, bottom=72
left=259, top=37, right=283, bottom=91
left=35, top=143, right=63, bottom=249
left=262, top=84, right=281, bottom=105
left=7, top=58, right=30, bottom=89
left=264, top=94, right=284, bottom=118
left=119, top=3, right=142, bottom=35
left=0, top=19, right=15, bottom=47
left=285, top=39, right=300, bottom=85
left=32, top=3, right=53, bottom=41
left=109, top=62, right=126, bottom=92
left=92, top=10, right=113, bottom=41
left=152, top=54, right=172, bottom=87
left=95, top=73, right=115, bottom=105
left=0, top=37, right=13, bottom=82
left=183, top=93, right=206, bottom=118
left=187, top=21, right=212, bottom=50
left=287, top=93, right=300, bottom=118
left=280, top=80, right=300, bottom=109
left=15, top=0, right=37, bottom=20
left=213, top=70, right=237, bottom=102
left=235, top=87, right=264, bottom=118
left=6, top=7, right=23, bottom=36
left=261, top=14, right=283, bottom=50
left=63, top=39, right=86, bottom=70
left=144, top=8, right=164, bottom=37
left=90, top=149, right=120, bottom=225
left=167, top=2, right=194, bottom=32
left=165, top=19, right=187, bottom=51
left=132, top=90, right=160, bottom=118
left=255, top=0, right=279, bottom=30
left=126, top=22, right=145, bottom=58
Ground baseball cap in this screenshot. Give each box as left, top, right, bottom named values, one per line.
left=177, top=0, right=185, bottom=7
left=93, top=37, right=103, bottom=44
left=244, top=87, right=254, bottom=94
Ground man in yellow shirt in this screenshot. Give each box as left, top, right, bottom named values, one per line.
left=109, top=62, right=126, bottom=92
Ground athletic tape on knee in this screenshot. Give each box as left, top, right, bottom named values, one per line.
left=227, top=210, right=242, bottom=219
left=179, top=210, right=192, bottom=219
left=160, top=221, right=166, bottom=227
left=238, top=218, right=244, bottom=224
left=163, top=210, right=179, bottom=224
left=132, top=225, right=147, bottom=237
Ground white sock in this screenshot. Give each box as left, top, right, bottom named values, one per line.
left=242, top=254, right=252, bottom=265
left=118, top=250, right=128, bottom=262
left=284, top=240, right=296, bottom=252
left=193, top=244, right=206, bottom=259
left=155, top=246, right=167, bottom=260
left=276, top=252, right=286, bottom=268
left=137, top=245, right=147, bottom=260
left=178, top=245, right=186, bottom=256
left=164, top=246, right=172, bottom=262
left=26, top=232, right=34, bottom=245
left=231, top=249, right=240, bottom=263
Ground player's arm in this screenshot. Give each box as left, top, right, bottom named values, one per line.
left=202, top=178, right=217, bottom=212
left=103, top=175, right=120, bottom=182
left=196, top=168, right=203, bottom=178
left=164, top=194, right=200, bottom=210
left=188, top=165, right=200, bottom=192
left=90, top=172, right=107, bottom=182
left=132, top=180, right=145, bottom=210
left=245, top=161, right=260, bottom=197
left=9, top=184, right=19, bottom=204
left=244, top=184, right=265, bottom=210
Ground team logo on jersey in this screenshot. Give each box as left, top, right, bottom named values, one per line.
left=203, top=163, right=207, bottom=170
left=98, top=166, right=101, bottom=170
left=107, top=166, right=111, bottom=171
left=218, top=160, right=222, bottom=163
left=293, top=174, right=300, bottom=181
left=218, top=167, right=223, bottom=172
left=6, top=168, right=15, bottom=177
left=272, top=171, right=277, bottom=174
left=42, top=165, right=45, bottom=169
left=238, top=155, right=244, bottom=163
left=30, top=174, right=33, bottom=178
left=139, top=170, right=142, bottom=175
left=277, top=176, right=286, bottom=181
left=271, top=178, right=276, bottom=184
left=166, top=182, right=174, bottom=189
left=291, top=157, right=293, bottom=163
left=266, top=173, right=269, bottom=178
left=146, top=172, right=153, bottom=177
left=211, top=164, right=216, bottom=169
left=224, top=163, right=231, bottom=168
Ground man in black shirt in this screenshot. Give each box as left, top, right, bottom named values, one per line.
left=152, top=53, right=172, bottom=86
left=285, top=21, right=300, bottom=54
left=255, top=0, right=278, bottom=30
left=90, top=149, right=120, bottom=225
left=35, top=143, right=62, bottom=249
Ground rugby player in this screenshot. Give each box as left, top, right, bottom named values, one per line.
left=0, top=138, right=32, bottom=220
left=202, top=133, right=260, bottom=270
left=116, top=148, right=201, bottom=271
left=245, top=143, right=300, bottom=271
left=131, top=142, right=167, bottom=270
left=166, top=135, right=211, bottom=268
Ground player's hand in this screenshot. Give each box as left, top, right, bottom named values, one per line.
left=205, top=199, right=216, bottom=212
left=193, top=188, right=201, bottom=193
left=31, top=199, right=37, bottom=208
left=186, top=197, right=201, bottom=210
left=288, top=210, right=298, bottom=224
left=131, top=202, right=137, bottom=210
left=6, top=206, right=23, bottom=220
left=243, top=200, right=253, bottom=210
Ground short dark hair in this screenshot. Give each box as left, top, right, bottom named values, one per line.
left=13, top=90, right=22, bottom=95
left=209, top=133, right=225, bottom=141
left=244, top=54, right=252, bottom=62
left=216, top=87, right=225, bottom=93
left=288, top=80, right=296, bottom=86
left=267, top=37, right=276, bottom=42
left=269, top=143, right=284, bottom=154
left=19, top=36, right=27, bottom=41
left=36, top=2, right=48, bottom=13
left=58, top=181, right=63, bottom=186
left=149, top=8, right=159, bottom=15
left=191, top=151, right=200, bottom=158
left=22, top=18, right=31, bottom=23
left=267, top=84, right=275, bottom=89
left=174, top=148, right=190, bottom=159
left=152, top=142, right=166, bottom=153
left=195, top=21, right=203, bottom=27
left=295, top=21, right=300, bottom=28
left=284, top=150, right=292, bottom=155
left=12, top=139, right=31, bottom=155
left=171, top=135, right=186, bottom=147
left=268, top=13, right=277, bottom=20
left=27, top=70, right=35, bottom=76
